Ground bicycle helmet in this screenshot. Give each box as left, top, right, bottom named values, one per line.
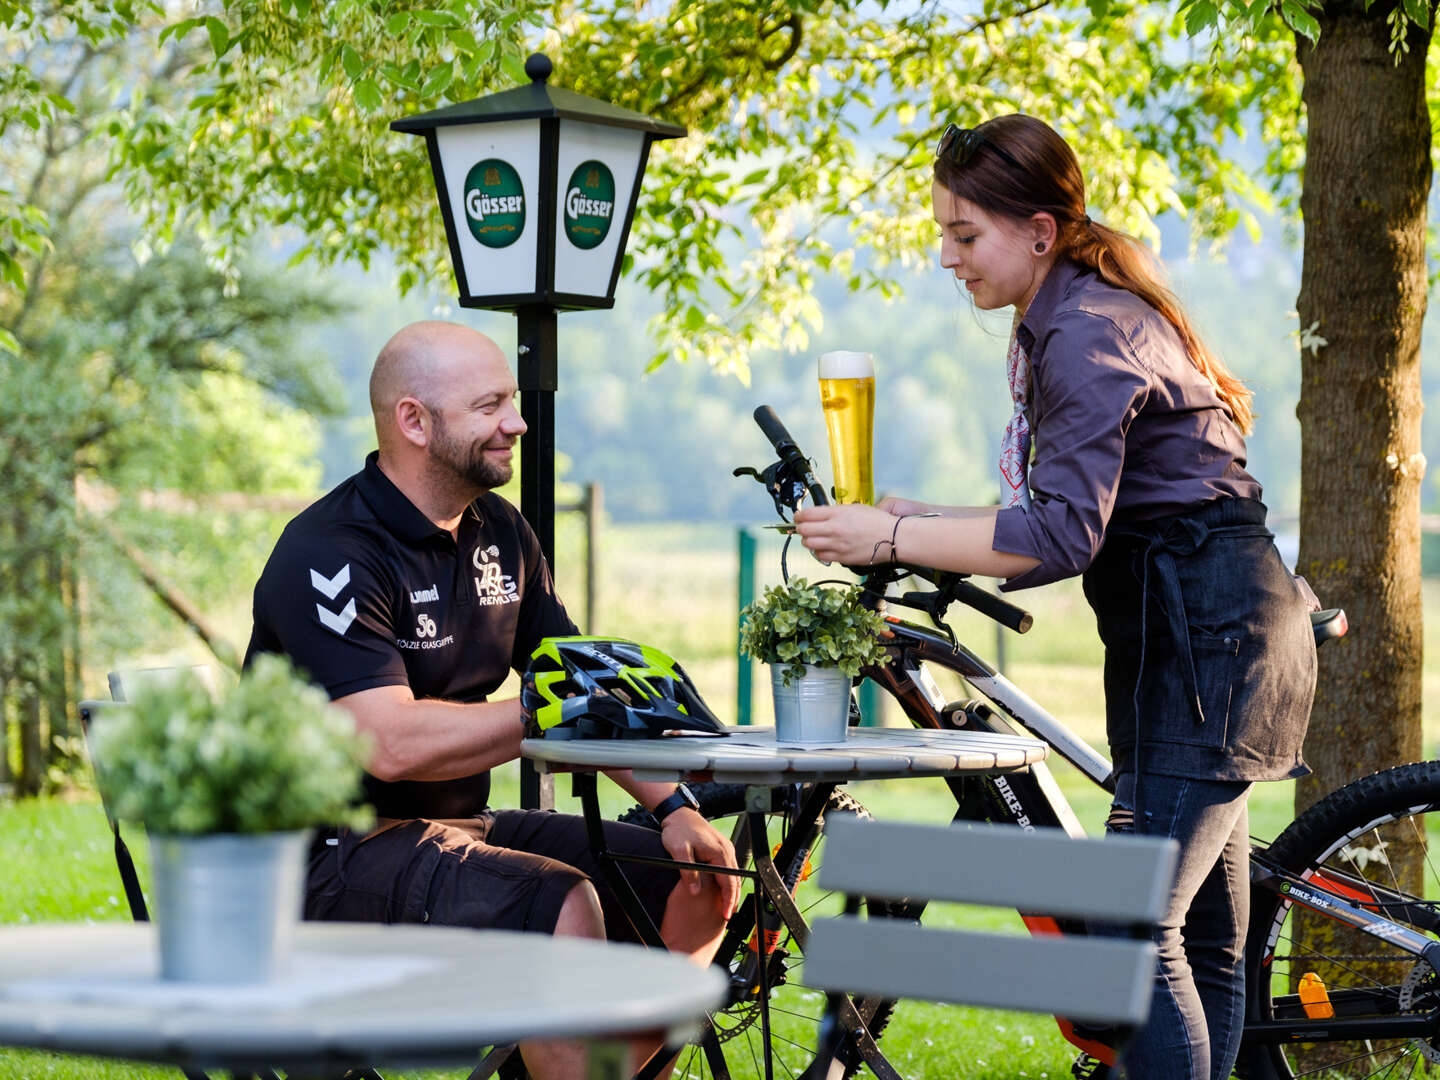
left=521, top=636, right=728, bottom=740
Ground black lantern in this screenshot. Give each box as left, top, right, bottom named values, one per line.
left=392, top=53, right=685, bottom=312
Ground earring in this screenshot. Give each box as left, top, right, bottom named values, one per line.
left=1034, top=242, right=1046, bottom=253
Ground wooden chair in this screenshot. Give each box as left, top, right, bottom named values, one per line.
left=802, top=818, right=1179, bottom=1079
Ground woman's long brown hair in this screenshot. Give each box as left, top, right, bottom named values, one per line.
left=934, top=114, right=1253, bottom=434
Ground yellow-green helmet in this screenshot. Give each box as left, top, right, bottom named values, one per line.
left=521, top=637, right=727, bottom=740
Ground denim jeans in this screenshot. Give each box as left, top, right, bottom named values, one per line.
left=1107, top=771, right=1252, bottom=1080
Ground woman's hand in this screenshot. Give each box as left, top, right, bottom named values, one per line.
left=794, top=503, right=899, bottom=566
left=876, top=495, right=931, bottom=518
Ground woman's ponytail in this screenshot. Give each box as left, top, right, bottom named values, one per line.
left=1066, top=219, right=1253, bottom=435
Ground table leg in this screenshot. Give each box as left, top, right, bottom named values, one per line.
left=576, top=771, right=667, bottom=949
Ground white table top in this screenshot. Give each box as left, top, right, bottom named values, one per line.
left=522, top=725, right=1048, bottom=784
left=0, top=923, right=726, bottom=1072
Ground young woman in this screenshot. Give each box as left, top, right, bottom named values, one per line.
left=794, top=114, right=1317, bottom=1080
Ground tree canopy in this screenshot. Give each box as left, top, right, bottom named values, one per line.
left=5, top=0, right=1312, bottom=377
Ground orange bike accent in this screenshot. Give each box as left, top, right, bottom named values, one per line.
left=1021, top=914, right=1118, bottom=1067
left=1298, top=972, right=1336, bottom=1019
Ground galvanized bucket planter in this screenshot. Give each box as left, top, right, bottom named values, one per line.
left=149, top=829, right=311, bottom=983
left=771, top=664, right=851, bottom=746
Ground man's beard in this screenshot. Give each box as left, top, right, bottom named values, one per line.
left=431, top=414, right=514, bottom=491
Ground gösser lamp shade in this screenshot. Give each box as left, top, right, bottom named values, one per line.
left=391, top=53, right=687, bottom=312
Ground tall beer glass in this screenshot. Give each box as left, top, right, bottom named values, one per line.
left=818, top=350, right=875, bottom=505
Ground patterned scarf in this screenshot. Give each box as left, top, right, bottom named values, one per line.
left=999, top=316, right=1033, bottom=510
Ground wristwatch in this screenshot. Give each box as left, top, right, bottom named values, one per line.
left=652, top=783, right=701, bottom=824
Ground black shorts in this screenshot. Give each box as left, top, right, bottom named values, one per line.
left=304, top=810, right=680, bottom=944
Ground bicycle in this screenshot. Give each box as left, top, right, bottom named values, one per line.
left=620, top=404, right=1440, bottom=1080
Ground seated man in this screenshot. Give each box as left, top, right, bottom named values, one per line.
left=244, top=320, right=738, bottom=1080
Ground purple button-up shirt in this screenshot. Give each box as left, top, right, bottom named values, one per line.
left=992, top=260, right=1260, bottom=591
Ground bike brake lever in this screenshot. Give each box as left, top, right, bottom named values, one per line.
left=734, top=461, right=809, bottom=519
left=896, top=589, right=958, bottom=644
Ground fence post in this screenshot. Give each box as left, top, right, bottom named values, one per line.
left=858, top=678, right=882, bottom=726
left=583, top=482, right=601, bottom=634
left=736, top=528, right=756, bottom=725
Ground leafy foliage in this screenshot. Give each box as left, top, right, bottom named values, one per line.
left=740, top=577, right=889, bottom=683
left=91, top=654, right=372, bottom=835
left=4, top=0, right=1314, bottom=377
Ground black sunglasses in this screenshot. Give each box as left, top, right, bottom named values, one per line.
left=935, top=123, right=1025, bottom=173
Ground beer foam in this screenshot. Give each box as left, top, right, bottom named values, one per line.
left=817, top=351, right=875, bottom=379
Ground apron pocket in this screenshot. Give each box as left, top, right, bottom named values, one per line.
left=1140, top=632, right=1241, bottom=750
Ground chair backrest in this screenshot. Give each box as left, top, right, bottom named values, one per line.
left=804, top=819, right=1178, bottom=1028
left=107, top=664, right=221, bottom=703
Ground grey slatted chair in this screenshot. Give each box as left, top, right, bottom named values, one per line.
left=802, top=819, right=1179, bottom=1079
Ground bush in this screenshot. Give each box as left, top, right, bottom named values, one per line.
left=739, top=578, right=890, bottom=685
left=92, top=655, right=372, bottom=835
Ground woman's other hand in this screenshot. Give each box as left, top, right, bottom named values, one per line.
left=876, top=495, right=930, bottom=518
left=794, top=503, right=898, bottom=566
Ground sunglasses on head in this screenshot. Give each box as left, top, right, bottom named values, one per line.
left=935, top=123, right=1025, bottom=173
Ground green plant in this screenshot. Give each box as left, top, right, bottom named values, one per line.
left=92, top=654, right=372, bottom=835
left=739, top=578, right=890, bottom=685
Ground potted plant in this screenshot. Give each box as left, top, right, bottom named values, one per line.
left=91, top=654, right=371, bottom=984
left=739, top=578, right=890, bottom=744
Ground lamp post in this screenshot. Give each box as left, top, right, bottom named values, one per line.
left=393, top=53, right=685, bottom=808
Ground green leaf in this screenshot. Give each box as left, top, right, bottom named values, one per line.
left=1183, top=0, right=1219, bottom=35
left=1280, top=0, right=1322, bottom=38
left=421, top=64, right=453, bottom=99
left=353, top=77, right=383, bottom=112
left=385, top=11, right=409, bottom=36
left=1403, top=0, right=1428, bottom=28
left=411, top=9, right=458, bottom=26
left=341, top=43, right=364, bottom=82
left=204, top=16, right=229, bottom=58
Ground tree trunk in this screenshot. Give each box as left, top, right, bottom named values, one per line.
left=1294, top=1, right=1431, bottom=817
left=1292, top=11, right=1431, bottom=1073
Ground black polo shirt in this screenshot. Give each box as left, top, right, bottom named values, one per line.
left=244, top=451, right=577, bottom=819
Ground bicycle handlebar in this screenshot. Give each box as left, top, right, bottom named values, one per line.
left=752, top=406, right=829, bottom=507
left=950, top=579, right=1033, bottom=634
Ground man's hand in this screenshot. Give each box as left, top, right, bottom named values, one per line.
left=660, top=808, right=740, bottom=918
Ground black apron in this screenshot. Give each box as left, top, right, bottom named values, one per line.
left=1082, top=497, right=1315, bottom=783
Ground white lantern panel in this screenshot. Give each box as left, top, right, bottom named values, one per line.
left=552, top=121, right=646, bottom=299
left=435, top=120, right=540, bottom=298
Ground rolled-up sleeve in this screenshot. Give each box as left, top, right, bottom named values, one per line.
left=992, top=309, right=1150, bottom=591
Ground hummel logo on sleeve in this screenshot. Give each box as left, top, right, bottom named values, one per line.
left=310, top=563, right=351, bottom=600
left=316, top=597, right=358, bottom=636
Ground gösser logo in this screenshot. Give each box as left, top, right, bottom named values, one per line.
left=464, top=159, right=525, bottom=249
left=562, top=160, right=615, bottom=250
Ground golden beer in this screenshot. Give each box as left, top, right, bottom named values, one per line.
left=818, top=351, right=876, bottom=505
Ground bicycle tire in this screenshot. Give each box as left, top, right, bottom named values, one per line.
left=621, top=782, right=911, bottom=1080
left=1241, top=760, right=1440, bottom=1080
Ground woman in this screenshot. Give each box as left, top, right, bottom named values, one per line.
left=794, top=114, right=1317, bottom=1080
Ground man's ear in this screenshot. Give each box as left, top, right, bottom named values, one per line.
left=394, top=396, right=430, bottom=449
left=1030, top=212, right=1059, bottom=253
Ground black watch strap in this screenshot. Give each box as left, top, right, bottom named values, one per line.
left=652, top=784, right=700, bottom=824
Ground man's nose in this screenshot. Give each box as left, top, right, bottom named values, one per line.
left=502, top=405, right=527, bottom=436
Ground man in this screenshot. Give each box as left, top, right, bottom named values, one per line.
left=245, top=320, right=738, bottom=1079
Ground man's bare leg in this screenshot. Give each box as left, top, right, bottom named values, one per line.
left=519, top=881, right=604, bottom=1080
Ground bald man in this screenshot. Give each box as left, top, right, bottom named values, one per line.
left=245, top=322, right=736, bottom=1079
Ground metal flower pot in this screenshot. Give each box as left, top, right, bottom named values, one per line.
left=149, top=829, right=311, bottom=983
left=771, top=664, right=852, bottom=746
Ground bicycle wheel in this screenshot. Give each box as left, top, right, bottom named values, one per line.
left=620, top=783, right=912, bottom=1080
left=1242, top=760, right=1440, bottom=1080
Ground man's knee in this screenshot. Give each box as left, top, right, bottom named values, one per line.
left=553, top=879, right=605, bottom=940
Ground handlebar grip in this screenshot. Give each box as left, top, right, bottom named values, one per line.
left=753, top=405, right=796, bottom=453
left=752, top=405, right=829, bottom=506
left=953, top=580, right=1033, bottom=634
